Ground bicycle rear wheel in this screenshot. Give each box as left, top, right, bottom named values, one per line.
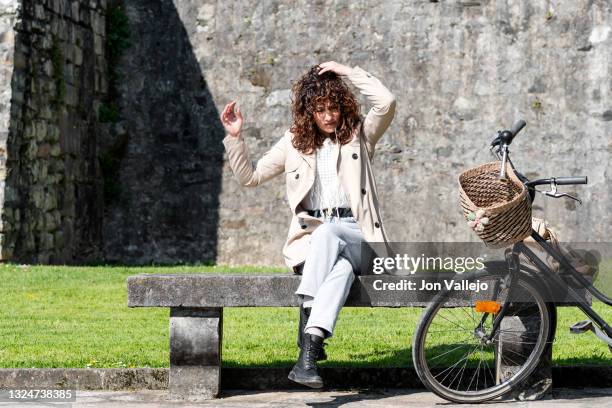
left=412, top=272, right=552, bottom=403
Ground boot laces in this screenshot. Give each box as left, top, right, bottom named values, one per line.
left=304, top=337, right=321, bottom=369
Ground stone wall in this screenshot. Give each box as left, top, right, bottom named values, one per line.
left=0, top=0, right=107, bottom=264
left=103, top=0, right=612, bottom=266
left=176, top=0, right=610, bottom=266
left=1, top=0, right=610, bottom=267
left=99, top=0, right=225, bottom=265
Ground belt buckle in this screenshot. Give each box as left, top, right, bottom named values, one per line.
left=321, top=208, right=333, bottom=223
left=325, top=208, right=333, bottom=222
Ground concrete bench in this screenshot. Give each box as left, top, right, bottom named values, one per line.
left=127, top=273, right=574, bottom=400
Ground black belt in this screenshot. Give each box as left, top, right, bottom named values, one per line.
left=307, top=207, right=353, bottom=218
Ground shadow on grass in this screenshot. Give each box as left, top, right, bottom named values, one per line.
left=222, top=344, right=612, bottom=369
left=222, top=346, right=414, bottom=369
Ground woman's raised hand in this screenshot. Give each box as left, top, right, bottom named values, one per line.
left=220, top=100, right=243, bottom=137
left=317, top=61, right=353, bottom=76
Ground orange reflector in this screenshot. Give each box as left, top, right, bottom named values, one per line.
left=474, top=300, right=502, bottom=314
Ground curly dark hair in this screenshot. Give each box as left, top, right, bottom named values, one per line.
left=290, top=65, right=361, bottom=154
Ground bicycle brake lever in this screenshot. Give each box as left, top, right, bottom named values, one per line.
left=536, top=180, right=583, bottom=204
left=545, top=191, right=583, bottom=205
left=489, top=146, right=500, bottom=160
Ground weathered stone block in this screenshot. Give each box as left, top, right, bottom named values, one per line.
left=73, top=47, right=83, bottom=65
left=54, top=229, right=65, bottom=247
left=65, top=83, right=78, bottom=106
left=39, top=105, right=53, bottom=120
left=71, top=1, right=80, bottom=22
left=37, top=142, right=51, bottom=158
left=93, top=33, right=103, bottom=55
left=3, top=186, right=18, bottom=205
left=47, top=124, right=60, bottom=142
left=40, top=232, right=54, bottom=251
left=497, top=308, right=554, bottom=401
left=79, top=7, right=91, bottom=25
left=23, top=235, right=35, bottom=251
left=49, top=144, right=61, bottom=157
left=34, top=120, right=48, bottom=142
left=23, top=124, right=36, bottom=140
left=34, top=4, right=46, bottom=21
left=42, top=60, right=54, bottom=77
left=50, top=0, right=62, bottom=14
left=169, top=308, right=222, bottom=400
left=45, top=211, right=59, bottom=230
left=25, top=139, right=39, bottom=160
left=44, top=191, right=57, bottom=211
left=37, top=251, right=50, bottom=264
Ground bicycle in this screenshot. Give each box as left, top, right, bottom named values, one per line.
left=411, top=120, right=612, bottom=403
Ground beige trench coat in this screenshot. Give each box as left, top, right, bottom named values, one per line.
left=223, top=66, right=396, bottom=270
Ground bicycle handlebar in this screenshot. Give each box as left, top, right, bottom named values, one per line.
left=487, top=120, right=588, bottom=201
left=526, top=177, right=588, bottom=187
left=509, top=119, right=527, bottom=138
left=491, top=119, right=527, bottom=147
left=556, top=176, right=588, bottom=185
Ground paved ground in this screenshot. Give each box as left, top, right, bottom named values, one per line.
left=2, top=388, right=611, bottom=407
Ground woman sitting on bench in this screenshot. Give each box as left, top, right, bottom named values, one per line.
left=220, top=61, right=396, bottom=389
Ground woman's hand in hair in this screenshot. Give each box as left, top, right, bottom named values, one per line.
left=317, top=61, right=353, bottom=76
left=220, top=100, right=243, bottom=137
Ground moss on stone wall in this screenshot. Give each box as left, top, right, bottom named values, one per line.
left=105, top=1, right=131, bottom=103
left=99, top=1, right=132, bottom=204
left=50, top=34, right=65, bottom=107
left=99, top=2, right=130, bottom=123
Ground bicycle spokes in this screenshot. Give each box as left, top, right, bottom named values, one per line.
left=414, top=276, right=551, bottom=401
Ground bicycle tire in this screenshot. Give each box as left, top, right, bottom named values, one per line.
left=412, top=271, right=552, bottom=403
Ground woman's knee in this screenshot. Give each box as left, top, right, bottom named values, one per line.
left=311, top=223, right=343, bottom=242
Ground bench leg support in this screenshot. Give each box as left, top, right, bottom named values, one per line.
left=496, top=306, right=555, bottom=400
left=169, top=307, right=223, bottom=400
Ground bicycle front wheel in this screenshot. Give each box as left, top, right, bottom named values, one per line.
left=412, top=273, right=552, bottom=403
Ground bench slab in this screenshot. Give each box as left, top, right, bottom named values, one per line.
left=127, top=273, right=498, bottom=308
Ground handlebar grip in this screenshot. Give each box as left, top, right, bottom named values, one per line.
left=498, top=119, right=527, bottom=146
left=510, top=119, right=526, bottom=137
left=555, top=177, right=588, bottom=185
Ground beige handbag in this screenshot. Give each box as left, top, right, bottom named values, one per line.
left=523, top=217, right=599, bottom=281
left=523, top=217, right=559, bottom=248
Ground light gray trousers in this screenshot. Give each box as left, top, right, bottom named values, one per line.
left=295, top=216, right=364, bottom=338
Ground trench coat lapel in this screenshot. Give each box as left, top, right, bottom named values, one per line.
left=291, top=139, right=341, bottom=212
left=290, top=149, right=315, bottom=213
left=297, top=149, right=315, bottom=169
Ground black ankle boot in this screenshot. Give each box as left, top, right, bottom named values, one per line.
left=288, top=332, right=324, bottom=388
left=297, top=305, right=327, bottom=361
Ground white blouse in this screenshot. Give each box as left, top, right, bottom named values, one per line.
left=301, top=137, right=350, bottom=212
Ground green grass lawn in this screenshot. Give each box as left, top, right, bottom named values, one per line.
left=0, top=263, right=610, bottom=368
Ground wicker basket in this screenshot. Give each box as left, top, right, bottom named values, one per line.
left=458, top=161, right=532, bottom=248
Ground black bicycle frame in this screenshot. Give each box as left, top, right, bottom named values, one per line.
left=485, top=230, right=612, bottom=341
left=480, top=122, right=610, bottom=342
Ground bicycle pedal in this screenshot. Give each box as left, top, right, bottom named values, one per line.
left=570, top=320, right=593, bottom=334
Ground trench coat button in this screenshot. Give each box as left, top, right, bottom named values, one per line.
left=361, top=188, right=366, bottom=195
left=352, top=153, right=358, bottom=160
left=374, top=221, right=380, bottom=228
left=295, top=173, right=299, bottom=179
left=301, top=224, right=307, bottom=229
